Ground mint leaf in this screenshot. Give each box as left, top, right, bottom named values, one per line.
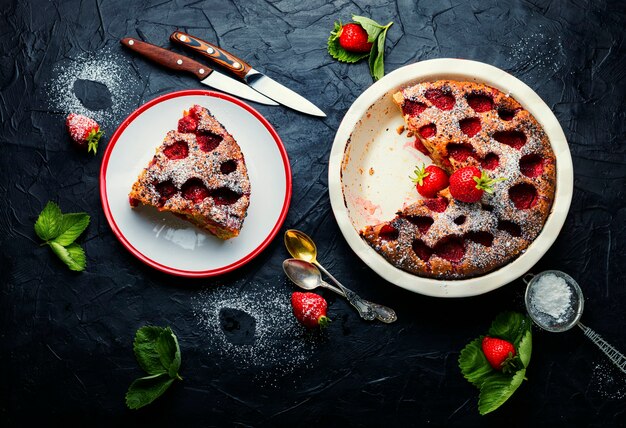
left=156, top=327, right=181, bottom=378
left=352, top=15, right=384, bottom=42
left=35, top=202, right=90, bottom=272
left=133, top=326, right=182, bottom=378
left=52, top=213, right=90, bottom=246
left=127, top=326, right=183, bottom=409
left=488, top=311, right=531, bottom=346
left=125, top=373, right=175, bottom=410
left=459, top=335, right=492, bottom=388
left=327, top=21, right=369, bottom=64
left=134, top=326, right=169, bottom=375
left=517, top=326, right=533, bottom=368
left=368, top=22, right=392, bottom=81
left=34, top=201, right=63, bottom=241
left=49, top=241, right=86, bottom=271
left=478, top=369, right=526, bottom=415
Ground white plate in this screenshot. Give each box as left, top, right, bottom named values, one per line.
left=100, top=90, right=291, bottom=277
left=328, top=59, right=573, bottom=297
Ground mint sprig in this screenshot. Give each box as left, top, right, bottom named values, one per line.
left=327, top=16, right=393, bottom=81
left=458, top=311, right=532, bottom=415
left=126, top=326, right=183, bottom=410
left=34, top=201, right=90, bottom=271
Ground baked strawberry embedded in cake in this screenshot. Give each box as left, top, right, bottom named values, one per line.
left=129, top=105, right=251, bottom=239
left=359, top=80, right=556, bottom=279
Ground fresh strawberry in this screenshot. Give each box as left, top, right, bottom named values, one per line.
left=291, top=292, right=330, bottom=329
left=338, top=23, right=373, bottom=53
left=411, top=164, right=449, bottom=198
left=449, top=166, right=504, bottom=203
left=482, top=336, right=519, bottom=373
left=66, top=113, right=103, bottom=154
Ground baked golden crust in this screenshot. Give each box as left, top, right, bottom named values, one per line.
left=129, top=105, right=250, bottom=239
left=361, top=80, right=556, bottom=279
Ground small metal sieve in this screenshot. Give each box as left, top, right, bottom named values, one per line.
left=524, top=270, right=626, bottom=374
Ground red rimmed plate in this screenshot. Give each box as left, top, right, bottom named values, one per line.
left=100, top=90, right=291, bottom=277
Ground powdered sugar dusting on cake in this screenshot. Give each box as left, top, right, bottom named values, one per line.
left=361, top=80, right=556, bottom=279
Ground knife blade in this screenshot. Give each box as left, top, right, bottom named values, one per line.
left=120, top=37, right=277, bottom=106
left=170, top=31, right=326, bottom=117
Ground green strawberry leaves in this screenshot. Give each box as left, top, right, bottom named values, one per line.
left=327, top=16, right=393, bottom=81
left=54, top=213, right=91, bottom=246
left=126, top=326, right=183, bottom=410
left=478, top=370, right=527, bottom=415
left=459, top=336, right=494, bottom=388
left=352, top=16, right=385, bottom=42
left=458, top=311, right=532, bottom=415
left=34, top=201, right=90, bottom=271
left=49, top=242, right=87, bottom=272
left=86, top=128, right=103, bottom=155
left=410, top=164, right=430, bottom=186
left=367, top=20, right=392, bottom=81
left=34, top=201, right=63, bottom=241
left=126, top=373, right=175, bottom=410
left=134, top=326, right=170, bottom=376
left=474, top=171, right=506, bottom=194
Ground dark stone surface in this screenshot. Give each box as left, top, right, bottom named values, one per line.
left=1, top=0, right=625, bottom=426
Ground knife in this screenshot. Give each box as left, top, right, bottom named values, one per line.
left=170, top=31, right=326, bottom=117
left=120, top=37, right=277, bottom=106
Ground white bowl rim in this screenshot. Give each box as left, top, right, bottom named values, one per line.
left=328, top=58, right=573, bottom=298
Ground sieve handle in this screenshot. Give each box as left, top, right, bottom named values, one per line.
left=578, top=322, right=626, bottom=374
left=522, top=273, right=535, bottom=285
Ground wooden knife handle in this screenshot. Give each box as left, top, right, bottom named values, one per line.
left=170, top=31, right=252, bottom=80
left=120, top=37, right=213, bottom=80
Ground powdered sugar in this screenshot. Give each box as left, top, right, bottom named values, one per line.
left=45, top=48, right=140, bottom=127
left=192, top=280, right=319, bottom=383
left=589, top=361, right=626, bottom=400
left=506, top=31, right=564, bottom=86
left=529, top=272, right=573, bottom=323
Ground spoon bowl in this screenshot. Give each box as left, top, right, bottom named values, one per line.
left=282, top=258, right=324, bottom=291
left=284, top=229, right=318, bottom=263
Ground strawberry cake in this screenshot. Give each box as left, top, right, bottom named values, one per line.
left=129, top=105, right=250, bottom=239
left=360, top=80, right=556, bottom=279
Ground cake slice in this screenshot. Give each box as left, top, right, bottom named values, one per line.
left=129, top=105, right=251, bottom=239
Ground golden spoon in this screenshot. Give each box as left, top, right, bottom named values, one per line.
left=284, top=229, right=397, bottom=323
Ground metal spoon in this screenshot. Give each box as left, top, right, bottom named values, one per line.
left=284, top=229, right=397, bottom=323
left=524, top=270, right=626, bottom=374
left=283, top=258, right=396, bottom=323
left=283, top=258, right=344, bottom=296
